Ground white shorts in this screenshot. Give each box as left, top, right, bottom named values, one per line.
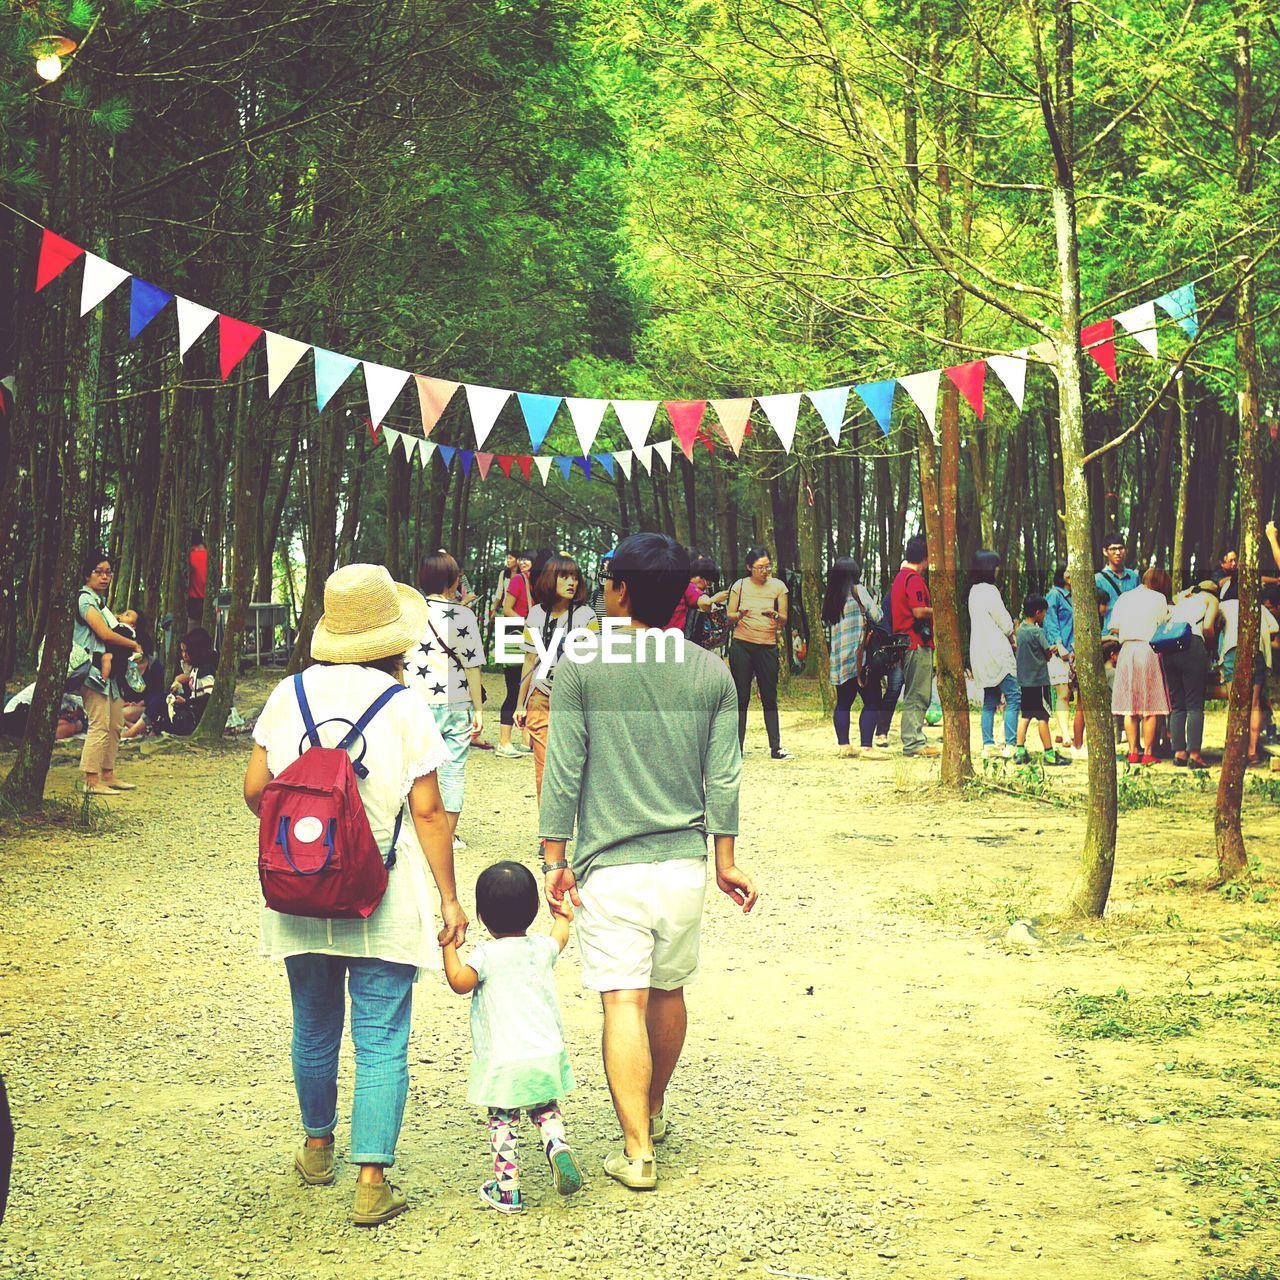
left=575, top=858, right=707, bottom=993
left=1047, top=655, right=1072, bottom=686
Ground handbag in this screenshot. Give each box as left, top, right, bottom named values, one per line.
left=1150, top=620, right=1191, bottom=655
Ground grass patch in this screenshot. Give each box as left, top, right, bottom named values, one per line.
left=1177, top=1151, right=1280, bottom=1244
left=907, top=869, right=1042, bottom=929
left=0, top=789, right=116, bottom=837
left=1116, top=762, right=1214, bottom=811
left=964, top=756, right=1069, bottom=807
left=1247, top=775, right=1280, bottom=803
left=1050, top=986, right=1201, bottom=1041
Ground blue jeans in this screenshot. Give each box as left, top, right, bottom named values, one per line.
left=876, top=663, right=905, bottom=737
left=981, top=675, right=1021, bottom=747
left=285, top=954, right=416, bottom=1166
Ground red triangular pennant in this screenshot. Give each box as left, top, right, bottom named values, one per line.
left=1081, top=318, right=1118, bottom=383
left=475, top=451, right=494, bottom=480
left=515, top=456, right=533, bottom=482
left=663, top=400, right=707, bottom=461
left=365, top=417, right=380, bottom=444
left=497, top=454, right=515, bottom=478
left=35, top=229, right=85, bottom=292
left=944, top=360, right=987, bottom=420
left=218, top=315, right=263, bottom=380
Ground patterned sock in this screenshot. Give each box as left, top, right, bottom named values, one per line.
left=529, top=1100, right=568, bottom=1156
left=488, top=1107, right=520, bottom=1198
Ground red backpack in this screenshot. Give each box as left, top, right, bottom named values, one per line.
left=257, top=674, right=408, bottom=920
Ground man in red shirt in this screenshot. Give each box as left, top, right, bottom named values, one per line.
left=890, top=533, right=938, bottom=758
left=188, top=528, right=208, bottom=623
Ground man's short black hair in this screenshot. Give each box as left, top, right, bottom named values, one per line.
left=904, top=533, right=928, bottom=564
left=610, top=532, right=691, bottom=627
left=475, top=861, right=539, bottom=935
left=1023, top=593, right=1048, bottom=618
left=1103, top=532, right=1126, bottom=549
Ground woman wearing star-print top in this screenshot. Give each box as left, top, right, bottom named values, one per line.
left=404, top=551, right=485, bottom=845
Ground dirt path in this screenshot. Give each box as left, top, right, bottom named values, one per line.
left=2, top=679, right=1277, bottom=1279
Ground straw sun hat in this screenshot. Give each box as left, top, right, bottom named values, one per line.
left=310, top=564, right=428, bottom=663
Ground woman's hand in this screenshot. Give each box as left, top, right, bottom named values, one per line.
left=470, top=707, right=484, bottom=738
left=514, top=704, right=527, bottom=729
left=437, top=897, right=469, bottom=949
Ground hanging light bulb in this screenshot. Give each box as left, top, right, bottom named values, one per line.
left=31, top=36, right=77, bottom=83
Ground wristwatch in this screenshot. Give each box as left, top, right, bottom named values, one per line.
left=540, top=859, right=569, bottom=875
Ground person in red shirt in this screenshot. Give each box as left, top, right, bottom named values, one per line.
left=666, top=556, right=729, bottom=633
left=188, top=528, right=209, bottom=624
left=889, top=533, right=938, bottom=758
left=497, top=551, right=534, bottom=758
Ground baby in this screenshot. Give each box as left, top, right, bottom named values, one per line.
left=442, top=860, right=582, bottom=1213
left=92, top=608, right=140, bottom=691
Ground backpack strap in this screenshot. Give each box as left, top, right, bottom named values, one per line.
left=340, top=684, right=408, bottom=779
left=294, top=673, right=321, bottom=748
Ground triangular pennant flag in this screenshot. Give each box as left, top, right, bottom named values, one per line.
left=634, top=444, right=654, bottom=473
left=176, top=298, right=218, bottom=358
left=218, top=315, right=263, bottom=381
left=1080, top=319, right=1118, bottom=383
left=516, top=392, right=561, bottom=452
left=265, top=332, right=310, bottom=396
left=534, top=455, right=554, bottom=485
left=415, top=375, right=459, bottom=438
left=1114, top=302, right=1159, bottom=359
left=898, top=370, right=940, bottom=440
left=756, top=392, right=802, bottom=453
left=366, top=418, right=381, bottom=445
left=700, top=434, right=716, bottom=455
left=128, top=278, right=173, bottom=340
left=35, top=229, right=84, bottom=291
left=614, top=450, right=633, bottom=479
left=556, top=457, right=574, bottom=481
left=854, top=381, right=896, bottom=438
left=593, top=453, right=616, bottom=479
left=79, top=253, right=130, bottom=317
left=808, top=386, right=853, bottom=443
left=382, top=427, right=401, bottom=454
left=987, top=349, right=1029, bottom=411
left=944, top=360, right=987, bottom=419
left=476, top=451, right=494, bottom=480
left=362, top=361, right=411, bottom=430
left=459, top=450, right=474, bottom=478
left=653, top=440, right=673, bottom=470
left=1029, top=340, right=1056, bottom=366
left=565, top=398, right=608, bottom=456
left=613, top=400, right=659, bottom=452
left=437, top=444, right=457, bottom=470
left=496, top=454, right=515, bottom=478
left=314, top=348, right=359, bottom=411
left=664, top=401, right=707, bottom=461
left=1155, top=283, right=1198, bottom=337
left=397, top=429, right=416, bottom=460
left=464, top=385, right=511, bottom=449
left=710, top=398, right=752, bottom=454
left=578, top=455, right=592, bottom=479
left=417, top=439, right=437, bottom=467
left=515, top=455, right=533, bottom=482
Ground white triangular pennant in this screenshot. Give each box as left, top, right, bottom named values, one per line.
left=417, top=439, right=437, bottom=467
left=612, top=400, right=659, bottom=452
left=176, top=298, right=218, bottom=358
left=382, top=427, right=401, bottom=454
left=614, top=449, right=633, bottom=480
left=653, top=440, right=673, bottom=470
left=755, top=392, right=801, bottom=453
left=565, top=398, right=608, bottom=456
left=987, top=350, right=1028, bottom=411
left=79, top=254, right=130, bottom=317
left=265, top=332, right=310, bottom=397
left=897, top=370, right=941, bottom=442
left=634, top=444, right=654, bottom=473
left=534, top=455, right=555, bottom=485
left=1029, top=340, right=1056, bottom=366
left=464, top=385, right=511, bottom=449
left=1114, top=301, right=1159, bottom=359
left=362, top=361, right=411, bottom=430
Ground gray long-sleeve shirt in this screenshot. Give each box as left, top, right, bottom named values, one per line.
left=538, top=628, right=742, bottom=883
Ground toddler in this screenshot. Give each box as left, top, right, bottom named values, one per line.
left=89, top=607, right=140, bottom=692
left=443, top=860, right=582, bottom=1213
left=1015, top=594, right=1069, bottom=766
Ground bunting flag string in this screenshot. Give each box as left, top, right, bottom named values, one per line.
left=31, top=223, right=1203, bottom=464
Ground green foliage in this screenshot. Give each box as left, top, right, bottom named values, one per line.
left=1116, top=762, right=1213, bottom=811
left=1248, top=776, right=1280, bottom=803
left=1051, top=986, right=1201, bottom=1041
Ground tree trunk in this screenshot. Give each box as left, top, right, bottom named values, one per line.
left=1172, top=375, right=1192, bottom=590
left=797, top=460, right=833, bottom=713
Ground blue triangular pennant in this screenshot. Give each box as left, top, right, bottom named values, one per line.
left=805, top=385, right=851, bottom=444
left=577, top=456, right=592, bottom=479
left=517, top=392, right=561, bottom=452
left=314, top=348, right=359, bottom=412
left=593, top=453, right=615, bottom=479
left=556, top=456, right=574, bottom=481
left=459, top=449, right=474, bottom=477
left=128, top=278, right=173, bottom=340
left=1155, top=283, right=1198, bottom=338
left=853, top=379, right=897, bottom=437
left=437, top=444, right=457, bottom=469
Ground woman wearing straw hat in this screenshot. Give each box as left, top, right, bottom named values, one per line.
left=244, top=564, right=467, bottom=1227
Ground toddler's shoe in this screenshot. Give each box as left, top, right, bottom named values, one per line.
left=83, top=668, right=108, bottom=695
left=479, top=1180, right=524, bottom=1213
left=353, top=1178, right=407, bottom=1226
left=546, top=1141, right=584, bottom=1195
left=294, top=1140, right=335, bottom=1185
left=603, top=1149, right=657, bottom=1190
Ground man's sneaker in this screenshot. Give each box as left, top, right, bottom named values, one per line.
left=353, top=1179, right=408, bottom=1226
left=770, top=748, right=793, bottom=760
left=904, top=746, right=940, bottom=759
left=981, top=744, right=1001, bottom=759
left=650, top=1108, right=667, bottom=1144
left=603, top=1150, right=657, bottom=1190
left=495, top=744, right=524, bottom=759
left=452, top=835, right=467, bottom=851
left=515, top=742, right=534, bottom=754
left=478, top=1180, right=524, bottom=1213
left=294, top=1141, right=335, bottom=1186
left=546, top=1142, right=584, bottom=1195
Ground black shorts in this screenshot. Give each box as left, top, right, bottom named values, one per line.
left=1020, top=684, right=1050, bottom=722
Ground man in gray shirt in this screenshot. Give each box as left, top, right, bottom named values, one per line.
left=540, top=532, right=756, bottom=1192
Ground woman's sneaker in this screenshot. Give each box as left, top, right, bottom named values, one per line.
left=872, top=734, right=890, bottom=750
left=495, top=744, right=524, bottom=759
left=546, top=1141, right=584, bottom=1195
left=770, top=748, right=793, bottom=760
left=479, top=1180, right=523, bottom=1213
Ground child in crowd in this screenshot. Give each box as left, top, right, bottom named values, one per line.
left=88, top=607, right=140, bottom=693
left=442, top=861, right=582, bottom=1213
left=1015, top=594, right=1069, bottom=766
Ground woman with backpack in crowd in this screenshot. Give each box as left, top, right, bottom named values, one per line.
left=968, top=549, right=1020, bottom=759
left=244, top=563, right=466, bottom=1228
left=823, top=558, right=889, bottom=760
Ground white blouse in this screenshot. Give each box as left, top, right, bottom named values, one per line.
left=968, top=583, right=1017, bottom=688
left=1109, top=585, right=1169, bottom=643
left=253, top=663, right=451, bottom=976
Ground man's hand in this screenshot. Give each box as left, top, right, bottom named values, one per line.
left=544, top=866, right=582, bottom=912
left=437, top=897, right=469, bottom=949
left=549, top=896, right=575, bottom=923
left=514, top=705, right=527, bottom=729
left=716, top=864, right=758, bottom=914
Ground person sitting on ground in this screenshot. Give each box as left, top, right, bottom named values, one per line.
left=441, top=860, right=582, bottom=1213
left=0, top=685, right=86, bottom=740
left=1108, top=566, right=1172, bottom=766
left=157, top=627, right=217, bottom=736
left=1014, top=594, right=1069, bottom=767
